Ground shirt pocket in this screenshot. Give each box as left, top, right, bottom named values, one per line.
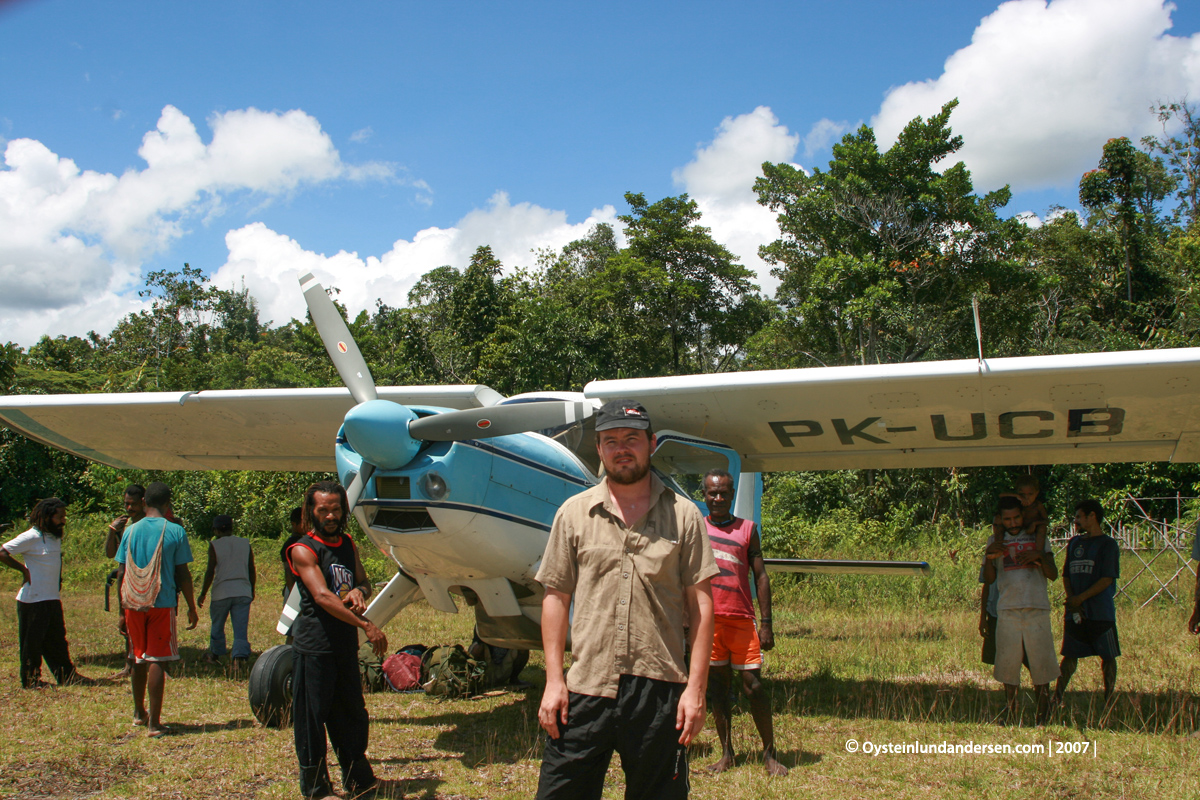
left=634, top=524, right=681, bottom=582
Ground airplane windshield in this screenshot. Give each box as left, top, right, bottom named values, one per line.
left=537, top=419, right=584, bottom=451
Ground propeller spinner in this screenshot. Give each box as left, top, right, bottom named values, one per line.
left=299, top=273, right=596, bottom=504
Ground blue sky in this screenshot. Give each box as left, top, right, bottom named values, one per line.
left=1, top=0, right=1198, bottom=345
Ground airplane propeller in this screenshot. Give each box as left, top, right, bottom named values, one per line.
left=408, top=400, right=594, bottom=441
left=299, top=272, right=596, bottom=505
left=300, top=273, right=377, bottom=405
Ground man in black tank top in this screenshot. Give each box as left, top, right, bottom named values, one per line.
left=287, top=481, right=387, bottom=799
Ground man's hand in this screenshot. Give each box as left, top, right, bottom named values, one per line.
left=979, top=615, right=988, bottom=638
left=1065, top=595, right=1083, bottom=611
left=985, top=542, right=1006, bottom=560
left=1190, top=605, right=1200, bottom=635
left=1016, top=549, right=1042, bottom=566
left=197, top=593, right=206, bottom=609
left=363, top=620, right=388, bottom=659
left=538, top=678, right=569, bottom=739
left=759, top=621, right=775, bottom=652
left=109, top=515, right=129, bottom=533
left=343, top=588, right=368, bottom=615
left=186, top=606, right=199, bottom=629
left=675, top=684, right=706, bottom=745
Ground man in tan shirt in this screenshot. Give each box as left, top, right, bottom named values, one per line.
left=535, top=399, right=718, bottom=800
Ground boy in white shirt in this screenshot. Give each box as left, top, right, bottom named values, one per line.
left=983, top=495, right=1059, bottom=724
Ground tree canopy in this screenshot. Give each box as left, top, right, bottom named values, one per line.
left=5, top=100, right=1200, bottom=537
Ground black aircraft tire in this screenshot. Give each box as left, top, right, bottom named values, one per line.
left=248, top=644, right=294, bottom=728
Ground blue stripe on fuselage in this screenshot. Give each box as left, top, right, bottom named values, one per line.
left=362, top=498, right=553, bottom=533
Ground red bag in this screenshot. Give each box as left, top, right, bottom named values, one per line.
left=382, top=652, right=422, bottom=691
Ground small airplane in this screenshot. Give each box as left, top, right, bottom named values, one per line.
left=3, top=273, right=1200, bottom=719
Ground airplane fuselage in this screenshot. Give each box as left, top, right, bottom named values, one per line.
left=343, top=403, right=601, bottom=648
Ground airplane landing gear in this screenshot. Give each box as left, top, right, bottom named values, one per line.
left=249, top=644, right=293, bottom=727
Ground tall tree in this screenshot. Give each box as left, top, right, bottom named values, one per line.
left=1078, top=136, right=1172, bottom=302
left=616, top=192, right=767, bottom=375
left=1144, top=100, right=1200, bottom=229
left=754, top=99, right=1031, bottom=367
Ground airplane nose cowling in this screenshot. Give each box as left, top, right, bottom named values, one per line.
left=343, top=400, right=422, bottom=470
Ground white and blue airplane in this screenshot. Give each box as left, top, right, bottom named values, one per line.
left=3, top=273, right=1200, bottom=714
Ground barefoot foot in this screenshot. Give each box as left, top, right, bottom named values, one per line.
left=706, top=754, right=735, bottom=774
left=765, top=751, right=789, bottom=777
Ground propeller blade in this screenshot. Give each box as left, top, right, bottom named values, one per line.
left=299, top=272, right=377, bottom=405
left=346, top=463, right=376, bottom=511
left=408, top=400, right=595, bottom=441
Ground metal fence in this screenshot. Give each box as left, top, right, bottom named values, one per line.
left=1049, top=494, right=1198, bottom=609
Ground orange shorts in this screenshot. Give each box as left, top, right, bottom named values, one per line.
left=124, top=608, right=179, bottom=663
left=710, top=615, right=763, bottom=670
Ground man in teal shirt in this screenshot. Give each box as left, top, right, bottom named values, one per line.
left=116, top=482, right=198, bottom=737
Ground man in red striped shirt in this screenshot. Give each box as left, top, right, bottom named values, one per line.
left=703, top=469, right=788, bottom=777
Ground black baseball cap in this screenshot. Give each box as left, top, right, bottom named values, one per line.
left=212, top=514, right=234, bottom=532
left=595, top=399, right=652, bottom=432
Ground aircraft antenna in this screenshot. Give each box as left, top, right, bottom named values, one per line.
left=972, top=294, right=985, bottom=369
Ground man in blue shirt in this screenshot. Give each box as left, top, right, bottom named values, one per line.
left=1054, top=499, right=1120, bottom=706
left=116, top=482, right=198, bottom=737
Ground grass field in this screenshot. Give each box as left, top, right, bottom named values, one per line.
left=2, top=523, right=1200, bottom=799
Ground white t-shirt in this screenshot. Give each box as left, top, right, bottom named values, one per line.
left=3, top=528, right=62, bottom=603
left=986, top=530, right=1053, bottom=611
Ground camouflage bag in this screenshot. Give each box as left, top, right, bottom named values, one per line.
left=420, top=644, right=486, bottom=699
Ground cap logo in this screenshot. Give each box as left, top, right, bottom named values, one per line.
left=337, top=342, right=348, bottom=353
left=476, top=419, right=492, bottom=429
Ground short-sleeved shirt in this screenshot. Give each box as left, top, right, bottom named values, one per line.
left=1063, top=534, right=1120, bottom=621
left=535, top=473, right=720, bottom=699
left=116, top=517, right=193, bottom=609
left=985, top=529, right=1053, bottom=611
left=3, top=527, right=62, bottom=603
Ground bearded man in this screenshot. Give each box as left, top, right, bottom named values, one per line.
left=0, top=497, right=91, bottom=688
left=535, top=400, right=718, bottom=800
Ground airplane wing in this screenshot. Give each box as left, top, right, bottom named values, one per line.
left=764, top=558, right=931, bottom=576
left=0, top=385, right=503, bottom=471
left=586, top=348, right=1200, bottom=472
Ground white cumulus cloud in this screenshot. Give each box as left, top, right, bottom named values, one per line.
left=211, top=194, right=620, bottom=329
left=0, top=105, right=395, bottom=345
left=872, top=0, right=1200, bottom=193
left=672, top=106, right=800, bottom=296
left=803, top=118, right=851, bottom=159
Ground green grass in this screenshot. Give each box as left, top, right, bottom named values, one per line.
left=1, top=519, right=1200, bottom=798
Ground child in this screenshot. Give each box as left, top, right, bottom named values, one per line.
left=197, top=515, right=256, bottom=667
left=994, top=475, right=1048, bottom=560
left=984, top=495, right=1059, bottom=724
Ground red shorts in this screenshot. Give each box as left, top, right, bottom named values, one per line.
left=710, top=615, right=763, bottom=670
left=124, top=608, right=179, bottom=663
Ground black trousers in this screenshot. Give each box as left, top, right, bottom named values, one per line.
left=536, top=674, right=689, bottom=800
left=17, top=600, right=76, bottom=688
left=292, top=648, right=376, bottom=798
